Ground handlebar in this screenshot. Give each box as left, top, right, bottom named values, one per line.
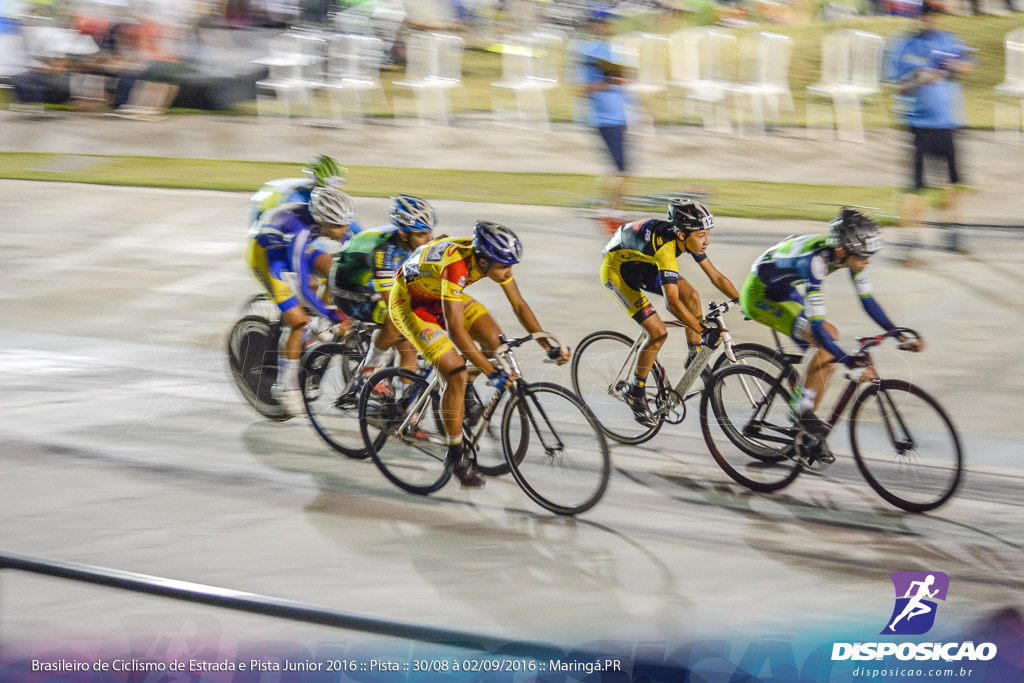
left=852, top=327, right=921, bottom=355
left=495, top=331, right=568, bottom=364
left=665, top=299, right=739, bottom=329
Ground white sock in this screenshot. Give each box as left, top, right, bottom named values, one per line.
left=280, top=357, right=299, bottom=390
left=799, top=387, right=817, bottom=412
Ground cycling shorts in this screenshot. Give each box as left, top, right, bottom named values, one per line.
left=246, top=238, right=299, bottom=313
left=388, top=278, right=490, bottom=364
left=739, top=272, right=809, bottom=342
left=599, top=249, right=668, bottom=323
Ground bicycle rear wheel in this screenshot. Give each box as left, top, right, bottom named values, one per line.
left=302, top=341, right=368, bottom=459
left=227, top=315, right=288, bottom=421
left=849, top=379, right=963, bottom=513
left=571, top=330, right=665, bottom=445
left=502, top=382, right=610, bottom=515
left=701, top=364, right=801, bottom=492
left=360, top=367, right=452, bottom=495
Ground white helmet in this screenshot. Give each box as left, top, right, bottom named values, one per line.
left=310, top=186, right=356, bottom=225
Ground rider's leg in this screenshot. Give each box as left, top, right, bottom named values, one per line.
left=801, top=321, right=839, bottom=412
left=636, top=313, right=668, bottom=382
left=275, top=305, right=311, bottom=415
left=435, top=348, right=484, bottom=488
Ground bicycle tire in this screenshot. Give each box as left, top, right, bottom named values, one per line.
left=701, top=364, right=801, bottom=492
left=711, top=342, right=792, bottom=377
left=502, top=382, right=611, bottom=515
left=227, top=314, right=289, bottom=421
left=301, top=341, right=370, bottom=459
left=360, top=367, right=452, bottom=495
left=849, top=379, right=963, bottom=513
left=571, top=330, right=666, bottom=445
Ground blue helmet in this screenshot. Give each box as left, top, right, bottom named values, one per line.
left=390, top=194, right=437, bottom=233
left=472, top=221, right=523, bottom=265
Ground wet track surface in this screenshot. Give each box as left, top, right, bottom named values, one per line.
left=1, top=180, right=1022, bottom=650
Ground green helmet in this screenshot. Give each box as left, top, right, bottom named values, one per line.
left=303, top=154, right=347, bottom=188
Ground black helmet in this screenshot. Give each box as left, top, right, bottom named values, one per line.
left=668, top=199, right=715, bottom=236
left=830, top=207, right=883, bottom=257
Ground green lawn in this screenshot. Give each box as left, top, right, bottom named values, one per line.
left=224, top=14, right=1020, bottom=129
left=0, top=152, right=901, bottom=222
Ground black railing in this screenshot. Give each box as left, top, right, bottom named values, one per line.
left=0, top=552, right=563, bottom=660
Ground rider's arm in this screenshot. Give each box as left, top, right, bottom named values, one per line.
left=291, top=227, right=341, bottom=323
left=697, top=257, right=740, bottom=301
left=805, top=280, right=855, bottom=366
left=499, top=278, right=554, bottom=351
left=852, top=270, right=896, bottom=332
left=442, top=297, right=496, bottom=375
left=662, top=280, right=705, bottom=334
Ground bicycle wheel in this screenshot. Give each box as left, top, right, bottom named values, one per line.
left=360, top=367, right=452, bottom=495
left=227, top=315, right=288, bottom=421
left=701, top=364, right=801, bottom=492
left=712, top=342, right=793, bottom=381
left=502, top=382, right=610, bottom=515
left=849, top=379, right=963, bottom=513
left=571, top=330, right=666, bottom=445
left=302, top=341, right=369, bottom=459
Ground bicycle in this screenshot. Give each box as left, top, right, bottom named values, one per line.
left=700, top=327, right=963, bottom=513
left=571, top=300, right=789, bottom=445
left=358, top=333, right=611, bottom=516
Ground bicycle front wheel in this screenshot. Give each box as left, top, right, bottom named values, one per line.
left=571, top=330, right=665, bottom=445
left=701, top=364, right=801, bottom=492
left=302, top=342, right=368, bottom=459
left=502, top=382, right=610, bottom=515
left=360, top=367, right=452, bottom=495
left=849, top=379, right=963, bottom=513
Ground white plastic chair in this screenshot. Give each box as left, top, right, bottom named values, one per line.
left=322, top=34, right=386, bottom=126
left=490, top=31, right=563, bottom=128
left=669, top=27, right=737, bottom=132
left=729, top=32, right=793, bottom=137
left=806, top=29, right=883, bottom=142
left=254, top=32, right=315, bottom=121
left=995, top=28, right=1024, bottom=142
left=392, top=32, right=465, bottom=126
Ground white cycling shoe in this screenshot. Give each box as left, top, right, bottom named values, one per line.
left=271, top=384, right=307, bottom=418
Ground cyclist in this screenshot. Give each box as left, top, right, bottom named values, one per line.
left=600, top=199, right=738, bottom=426
left=246, top=185, right=358, bottom=417
left=330, top=195, right=437, bottom=394
left=739, top=207, right=926, bottom=434
left=249, top=154, right=362, bottom=234
left=389, top=222, right=570, bottom=488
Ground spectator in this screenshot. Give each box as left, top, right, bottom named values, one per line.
left=886, top=0, right=973, bottom=263
left=571, top=6, right=632, bottom=235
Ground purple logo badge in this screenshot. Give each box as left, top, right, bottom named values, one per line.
left=881, top=571, right=949, bottom=635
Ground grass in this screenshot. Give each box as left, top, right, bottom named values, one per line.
left=0, top=152, right=901, bottom=222
left=220, top=14, right=1021, bottom=130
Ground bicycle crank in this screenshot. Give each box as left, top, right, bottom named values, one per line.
left=657, top=389, right=686, bottom=425
left=793, top=432, right=836, bottom=471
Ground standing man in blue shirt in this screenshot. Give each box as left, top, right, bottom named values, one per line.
left=573, top=6, right=632, bottom=235
left=887, top=1, right=973, bottom=260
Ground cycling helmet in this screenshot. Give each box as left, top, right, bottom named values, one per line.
left=390, top=195, right=438, bottom=233
left=830, top=207, right=884, bottom=257
left=472, top=221, right=523, bottom=265
left=303, top=154, right=348, bottom=188
left=668, top=199, right=715, bottom=236
left=310, top=186, right=357, bottom=225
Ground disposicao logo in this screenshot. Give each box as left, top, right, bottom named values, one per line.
left=831, top=571, right=998, bottom=662
left=882, top=571, right=949, bottom=636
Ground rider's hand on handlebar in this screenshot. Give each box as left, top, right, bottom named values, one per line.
left=488, top=368, right=515, bottom=389
left=546, top=344, right=570, bottom=366
left=700, top=325, right=723, bottom=349
left=899, top=337, right=926, bottom=352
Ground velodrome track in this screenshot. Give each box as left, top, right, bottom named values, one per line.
left=1, top=180, right=1022, bottom=651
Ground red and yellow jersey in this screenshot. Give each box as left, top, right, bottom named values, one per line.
left=398, top=237, right=511, bottom=304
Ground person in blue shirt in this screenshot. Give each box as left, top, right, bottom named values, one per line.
left=246, top=186, right=358, bottom=417
left=887, top=2, right=973, bottom=255
left=572, top=7, right=631, bottom=233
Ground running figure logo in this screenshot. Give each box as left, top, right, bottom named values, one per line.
left=881, top=571, right=949, bottom=635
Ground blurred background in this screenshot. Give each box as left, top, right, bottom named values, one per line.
left=1, top=0, right=1023, bottom=673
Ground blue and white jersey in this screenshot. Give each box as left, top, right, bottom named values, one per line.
left=753, top=233, right=894, bottom=363
left=250, top=203, right=338, bottom=322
